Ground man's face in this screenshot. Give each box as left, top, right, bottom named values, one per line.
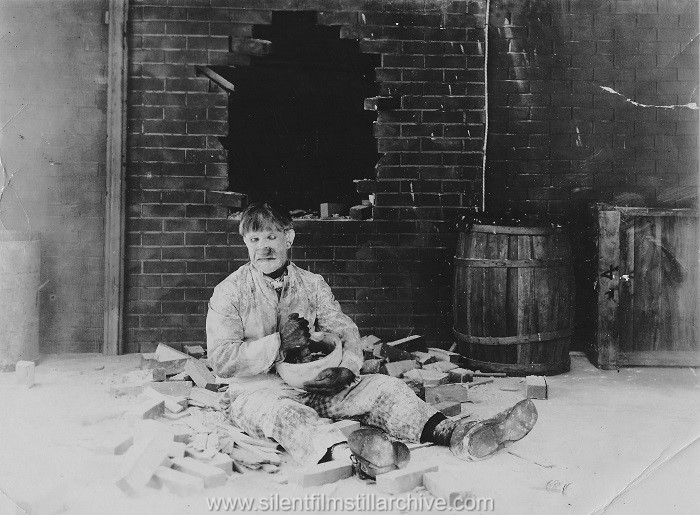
left=243, top=227, right=294, bottom=274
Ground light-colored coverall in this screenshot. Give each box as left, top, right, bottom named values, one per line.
left=207, top=261, right=437, bottom=466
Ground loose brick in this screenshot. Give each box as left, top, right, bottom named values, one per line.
left=424, top=384, right=469, bottom=405
left=15, top=361, right=35, bottom=388
left=151, top=466, right=204, bottom=496
left=184, top=344, right=205, bottom=358
left=229, top=37, right=272, bottom=55
left=381, top=360, right=419, bottom=378
left=412, top=351, right=438, bottom=366
left=116, top=433, right=173, bottom=495
left=171, top=457, right=227, bottom=488
left=320, top=203, right=348, bottom=218
left=290, top=460, right=354, bottom=488
left=188, top=387, right=221, bottom=409
left=207, top=452, right=234, bottom=475
left=96, top=434, right=134, bottom=455
left=349, top=205, right=372, bottom=220
left=184, top=360, right=216, bottom=389
left=447, top=368, right=473, bottom=383
left=144, top=386, right=187, bottom=413
left=126, top=399, right=165, bottom=421
left=423, top=361, right=459, bottom=373
left=403, top=369, right=450, bottom=387
left=433, top=401, right=462, bottom=416
left=427, top=347, right=462, bottom=363
left=526, top=375, right=548, bottom=400
left=375, top=342, right=413, bottom=362
left=376, top=464, right=439, bottom=494
left=142, top=354, right=188, bottom=377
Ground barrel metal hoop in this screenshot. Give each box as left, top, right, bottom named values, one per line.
left=453, top=257, right=567, bottom=268
left=453, top=328, right=573, bottom=345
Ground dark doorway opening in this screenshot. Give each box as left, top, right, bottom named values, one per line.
left=214, top=11, right=380, bottom=212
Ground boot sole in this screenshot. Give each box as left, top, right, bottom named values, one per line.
left=452, top=399, right=538, bottom=460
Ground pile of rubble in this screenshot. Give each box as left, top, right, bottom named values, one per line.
left=101, top=338, right=547, bottom=498
left=359, top=335, right=520, bottom=415
left=104, top=343, right=285, bottom=496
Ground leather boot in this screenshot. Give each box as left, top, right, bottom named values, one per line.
left=347, top=428, right=411, bottom=479
left=449, top=399, right=538, bottom=461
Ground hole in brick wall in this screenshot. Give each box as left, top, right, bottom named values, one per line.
left=213, top=11, right=380, bottom=212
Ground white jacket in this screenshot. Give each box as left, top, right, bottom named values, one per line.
left=206, top=262, right=363, bottom=379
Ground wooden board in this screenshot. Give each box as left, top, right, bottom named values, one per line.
left=103, top=0, right=129, bottom=355
left=596, top=208, right=621, bottom=369
left=617, top=351, right=700, bottom=367
left=596, top=205, right=699, bottom=368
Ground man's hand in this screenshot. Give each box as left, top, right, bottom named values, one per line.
left=303, top=367, right=355, bottom=395
left=280, top=313, right=310, bottom=351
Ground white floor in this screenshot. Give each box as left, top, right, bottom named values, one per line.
left=0, top=353, right=698, bottom=515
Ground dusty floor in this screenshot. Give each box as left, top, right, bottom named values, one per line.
left=0, top=353, right=698, bottom=515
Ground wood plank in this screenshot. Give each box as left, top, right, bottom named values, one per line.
left=596, top=205, right=698, bottom=217
left=656, top=217, right=673, bottom=351
left=453, top=258, right=567, bottom=267
left=596, top=208, right=621, bottom=369
left=483, top=233, right=497, bottom=339
left=453, top=259, right=468, bottom=337
left=671, top=215, right=698, bottom=351
left=616, top=351, right=700, bottom=367
left=470, top=224, right=563, bottom=235
left=470, top=256, right=484, bottom=339
left=533, top=234, right=551, bottom=335
left=549, top=235, right=561, bottom=333
left=506, top=235, right=518, bottom=336
left=103, top=0, right=129, bottom=356
left=453, top=230, right=471, bottom=339
left=516, top=234, right=533, bottom=366
left=678, top=216, right=700, bottom=350
left=196, top=66, right=235, bottom=92
left=492, top=234, right=508, bottom=338
left=619, top=218, right=635, bottom=352
left=632, top=217, right=657, bottom=352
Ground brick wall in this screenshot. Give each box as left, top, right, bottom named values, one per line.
left=0, top=0, right=108, bottom=353
left=486, top=0, right=699, bottom=216
left=125, top=0, right=486, bottom=353
left=125, top=0, right=698, bottom=355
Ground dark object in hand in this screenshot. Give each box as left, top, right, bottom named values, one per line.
left=280, top=313, right=311, bottom=352
left=284, top=337, right=335, bottom=364
left=303, top=367, right=355, bottom=395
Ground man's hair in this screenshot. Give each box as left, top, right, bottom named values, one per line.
left=239, top=202, right=293, bottom=236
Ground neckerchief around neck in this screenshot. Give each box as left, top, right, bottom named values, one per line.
left=264, top=260, right=289, bottom=293
left=264, top=260, right=289, bottom=281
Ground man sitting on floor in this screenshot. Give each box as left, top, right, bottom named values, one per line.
left=206, top=202, right=538, bottom=469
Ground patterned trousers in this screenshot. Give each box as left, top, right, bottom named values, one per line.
left=227, top=374, right=438, bottom=467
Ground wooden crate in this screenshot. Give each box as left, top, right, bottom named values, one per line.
left=595, top=205, right=700, bottom=368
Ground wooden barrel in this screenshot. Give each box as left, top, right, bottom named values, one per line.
left=453, top=222, right=574, bottom=375
left=0, top=231, right=41, bottom=370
